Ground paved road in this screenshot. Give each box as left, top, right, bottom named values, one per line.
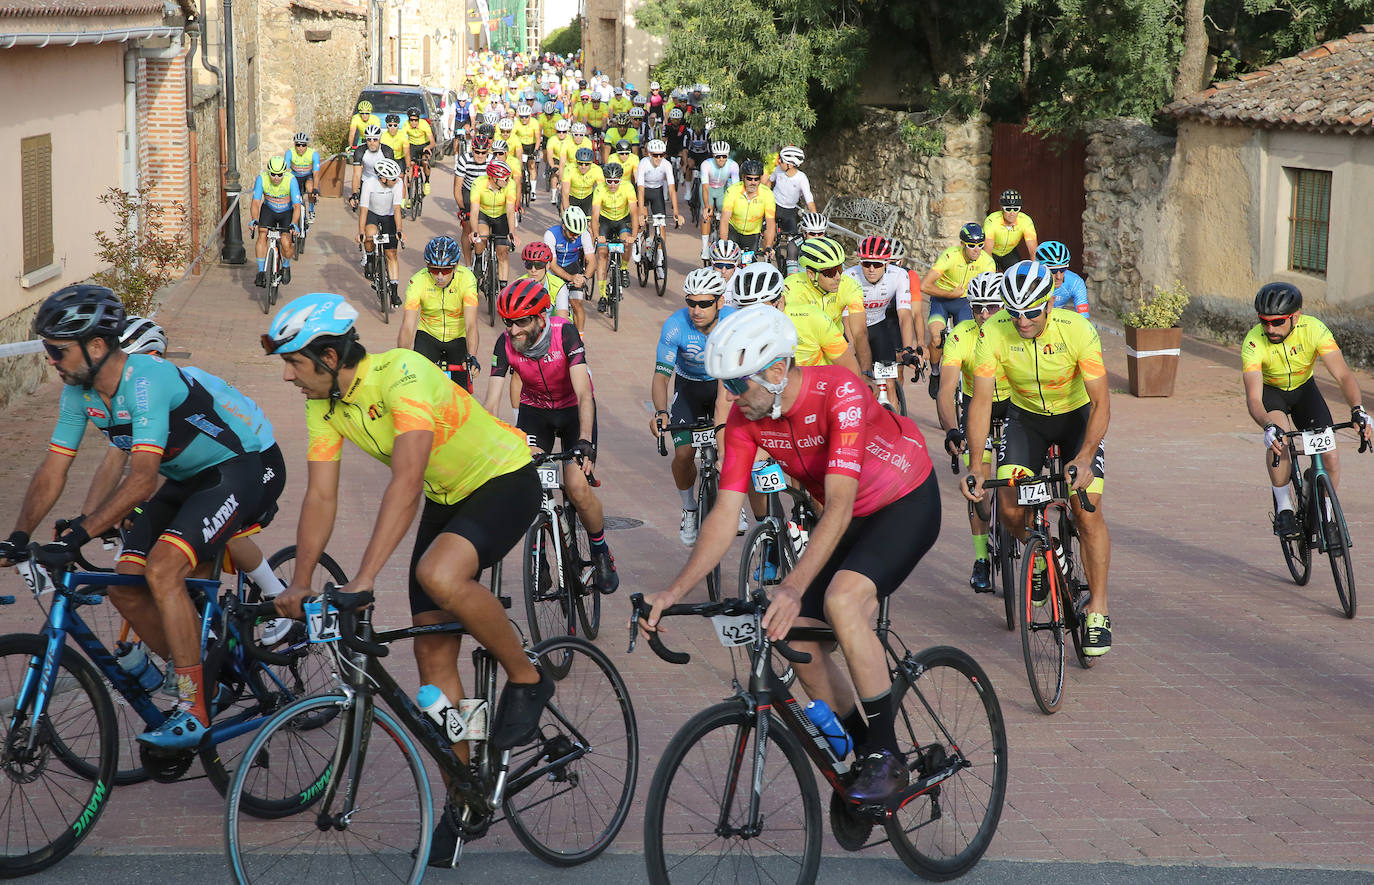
left=2, top=162, right=1373, bottom=880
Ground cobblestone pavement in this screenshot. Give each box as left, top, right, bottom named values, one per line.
left=2, top=164, right=1372, bottom=878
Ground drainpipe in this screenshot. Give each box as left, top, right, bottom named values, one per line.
left=219, top=0, right=245, bottom=263
left=396, top=3, right=402, bottom=81
left=185, top=20, right=200, bottom=271
left=122, top=48, right=139, bottom=238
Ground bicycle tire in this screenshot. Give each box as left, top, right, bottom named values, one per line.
left=0, top=633, right=118, bottom=878
left=888, top=645, right=1008, bottom=881
left=296, top=226, right=307, bottom=256
left=523, top=512, right=574, bottom=679
left=699, top=475, right=722, bottom=602
left=1020, top=538, right=1065, bottom=714
left=1315, top=473, right=1356, bottom=618
left=485, top=255, right=499, bottom=327
left=893, top=379, right=908, bottom=418
left=737, top=520, right=787, bottom=598
left=643, top=701, right=821, bottom=885
left=567, top=504, right=600, bottom=640
left=225, top=693, right=430, bottom=885
left=504, top=636, right=639, bottom=865
left=1278, top=504, right=1313, bottom=586
left=611, top=262, right=621, bottom=332
left=635, top=240, right=649, bottom=287
left=996, top=513, right=1016, bottom=632
left=262, top=245, right=276, bottom=314
left=653, top=238, right=667, bottom=298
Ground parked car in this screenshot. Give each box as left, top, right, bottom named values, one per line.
left=427, top=86, right=459, bottom=144
left=354, top=83, right=453, bottom=158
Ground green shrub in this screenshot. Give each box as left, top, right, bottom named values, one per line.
left=543, top=18, right=580, bottom=56
left=91, top=186, right=192, bottom=316
left=899, top=118, right=945, bottom=158
left=315, top=114, right=351, bottom=157
left=1121, top=280, right=1190, bottom=329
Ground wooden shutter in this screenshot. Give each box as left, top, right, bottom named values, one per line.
left=21, top=134, right=53, bottom=275
left=1288, top=168, right=1331, bottom=276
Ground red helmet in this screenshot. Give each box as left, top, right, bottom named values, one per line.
left=497, top=278, right=548, bottom=320
left=521, top=242, right=553, bottom=263
left=485, top=160, right=511, bottom=183
left=856, top=235, right=894, bottom=262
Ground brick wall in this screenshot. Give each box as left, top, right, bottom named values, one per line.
left=136, top=49, right=192, bottom=244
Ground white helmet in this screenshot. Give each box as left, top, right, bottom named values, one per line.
left=779, top=145, right=804, bottom=166
left=571, top=122, right=588, bottom=136
left=705, top=305, right=798, bottom=417
left=1000, top=260, right=1054, bottom=311
left=120, top=315, right=167, bottom=355
left=966, top=271, right=1005, bottom=306
left=499, top=117, right=515, bottom=131
left=458, top=91, right=469, bottom=101
left=363, top=123, right=383, bottom=138
left=728, top=262, right=784, bottom=307
left=710, top=238, right=742, bottom=264
left=683, top=267, right=726, bottom=298
left=650, top=81, right=661, bottom=91
left=374, top=158, right=401, bottom=179
left=555, top=118, right=570, bottom=132
left=491, top=138, right=509, bottom=153
left=517, top=104, right=532, bottom=116
left=647, top=139, right=667, bottom=154
left=798, top=211, right=828, bottom=235
left=710, top=141, right=730, bottom=156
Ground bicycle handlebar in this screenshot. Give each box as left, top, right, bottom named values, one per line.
left=980, top=468, right=1096, bottom=513
left=222, top=596, right=296, bottom=666
left=627, top=592, right=812, bottom=666
left=1271, top=420, right=1368, bottom=468
left=320, top=583, right=390, bottom=658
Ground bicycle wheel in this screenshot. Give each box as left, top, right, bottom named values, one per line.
left=635, top=241, right=649, bottom=287
left=0, top=633, right=118, bottom=878
left=698, top=476, right=722, bottom=602
left=1316, top=474, right=1356, bottom=618
left=485, top=258, right=499, bottom=327
left=1020, top=538, right=1065, bottom=714
left=567, top=507, right=600, bottom=641
left=1278, top=505, right=1313, bottom=586
left=261, top=246, right=274, bottom=314
left=523, top=512, right=574, bottom=679
left=737, top=520, right=787, bottom=598
left=643, top=701, right=821, bottom=885
left=505, top=636, right=638, bottom=865
left=611, top=264, right=621, bottom=332
left=225, top=694, right=430, bottom=885
left=654, top=238, right=668, bottom=297
left=996, top=516, right=1017, bottom=632
left=379, top=257, right=391, bottom=324
left=888, top=645, right=1008, bottom=881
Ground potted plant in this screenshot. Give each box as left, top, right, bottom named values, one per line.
left=1120, top=280, right=1190, bottom=397
left=313, top=115, right=351, bottom=198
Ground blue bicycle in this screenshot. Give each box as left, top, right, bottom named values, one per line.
left=0, top=544, right=342, bottom=877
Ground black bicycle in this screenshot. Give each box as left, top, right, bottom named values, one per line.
left=597, top=238, right=628, bottom=331
left=253, top=225, right=291, bottom=314
left=658, top=418, right=724, bottom=600
left=629, top=591, right=1008, bottom=884
left=225, top=584, right=639, bottom=882
left=363, top=231, right=401, bottom=323
left=955, top=416, right=1016, bottom=630
left=474, top=233, right=510, bottom=327
left=637, top=213, right=670, bottom=297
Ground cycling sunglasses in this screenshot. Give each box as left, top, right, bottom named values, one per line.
left=1005, top=304, right=1047, bottom=320
left=816, top=266, right=843, bottom=279
left=743, top=175, right=761, bottom=182
left=1259, top=314, right=1293, bottom=327
left=42, top=340, right=75, bottom=360
left=685, top=297, right=717, bottom=309
left=860, top=260, right=886, bottom=269
left=721, top=377, right=751, bottom=395
left=502, top=315, right=540, bottom=329
left=712, top=261, right=737, bottom=270
left=524, top=260, right=547, bottom=270
left=428, top=265, right=456, bottom=276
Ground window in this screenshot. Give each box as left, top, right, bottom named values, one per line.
left=1287, top=167, right=1331, bottom=276
left=21, top=134, right=53, bottom=275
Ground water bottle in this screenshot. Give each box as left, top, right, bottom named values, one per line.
left=115, top=641, right=164, bottom=693
left=802, top=699, right=852, bottom=759
left=417, top=684, right=467, bottom=743
left=786, top=521, right=808, bottom=556
left=1051, top=539, right=1068, bottom=576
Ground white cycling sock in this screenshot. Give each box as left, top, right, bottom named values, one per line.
left=679, top=487, right=696, bottom=510
left=244, top=558, right=285, bottom=599
left=1272, top=485, right=1294, bottom=512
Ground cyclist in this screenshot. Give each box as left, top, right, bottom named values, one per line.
left=380, top=114, right=410, bottom=199
left=358, top=158, right=405, bottom=306
left=512, top=104, right=541, bottom=187
left=2, top=285, right=273, bottom=748
left=284, top=131, right=321, bottom=224
left=491, top=138, right=523, bottom=205
left=545, top=118, right=573, bottom=198
left=921, top=221, right=995, bottom=398
left=400, top=106, right=435, bottom=196
left=603, top=114, right=638, bottom=162
left=628, top=105, right=648, bottom=151
left=612, top=139, right=640, bottom=190
left=591, top=160, right=639, bottom=314
left=718, top=158, right=775, bottom=258
left=584, top=93, right=610, bottom=136
left=1035, top=240, right=1090, bottom=317
left=710, top=237, right=742, bottom=284
left=516, top=242, right=569, bottom=321
left=786, top=236, right=871, bottom=373
left=639, top=304, right=940, bottom=802
left=454, top=91, right=473, bottom=147
left=544, top=206, right=596, bottom=331
left=565, top=121, right=596, bottom=170
left=483, top=280, right=618, bottom=592
left=768, top=146, right=815, bottom=252
left=248, top=156, right=303, bottom=289
left=664, top=107, right=689, bottom=172
left=699, top=141, right=739, bottom=261
left=347, top=99, right=383, bottom=150
left=844, top=235, right=921, bottom=401
left=561, top=146, right=603, bottom=216
left=730, top=260, right=856, bottom=373
left=650, top=267, right=741, bottom=545
left=982, top=189, right=1038, bottom=272
left=400, top=235, right=480, bottom=392
left=349, top=124, right=397, bottom=212
left=1244, top=281, right=1372, bottom=539
left=936, top=272, right=1010, bottom=593
left=471, top=159, right=520, bottom=291
left=452, top=133, right=493, bottom=267
left=961, top=261, right=1113, bottom=656
left=262, top=294, right=552, bottom=795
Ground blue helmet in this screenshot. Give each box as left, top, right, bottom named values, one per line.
left=262, top=292, right=358, bottom=355
left=424, top=235, right=461, bottom=267
left=1035, top=240, right=1071, bottom=269
left=959, top=222, right=985, bottom=246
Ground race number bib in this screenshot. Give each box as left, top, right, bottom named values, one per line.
left=751, top=461, right=786, bottom=493
left=1301, top=427, right=1335, bottom=455
left=537, top=465, right=561, bottom=489
left=872, top=362, right=898, bottom=380
left=1017, top=479, right=1052, bottom=506
left=692, top=428, right=716, bottom=449
left=711, top=613, right=758, bottom=647
left=303, top=600, right=341, bottom=643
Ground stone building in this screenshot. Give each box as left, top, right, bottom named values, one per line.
left=581, top=0, right=660, bottom=86
left=374, top=0, right=467, bottom=91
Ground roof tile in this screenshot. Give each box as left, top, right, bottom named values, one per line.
left=0, top=0, right=166, bottom=16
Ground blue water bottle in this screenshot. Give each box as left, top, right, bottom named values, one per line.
left=802, top=699, right=853, bottom=759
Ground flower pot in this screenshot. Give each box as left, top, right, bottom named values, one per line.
left=1125, top=326, right=1182, bottom=397
left=316, top=155, right=346, bottom=198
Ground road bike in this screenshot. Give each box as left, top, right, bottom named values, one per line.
left=225, top=583, right=639, bottom=882
left=294, top=186, right=314, bottom=255
left=737, top=458, right=817, bottom=601
left=0, top=544, right=339, bottom=876
left=363, top=231, right=401, bottom=323
left=628, top=591, right=1008, bottom=884
left=1273, top=421, right=1368, bottom=617
left=597, top=238, right=627, bottom=331
left=658, top=419, right=724, bottom=601
left=983, top=459, right=1096, bottom=715
left=473, top=233, right=511, bottom=328
left=954, top=417, right=1017, bottom=630
left=636, top=213, right=669, bottom=297
left=523, top=450, right=602, bottom=678
left=405, top=156, right=427, bottom=221
left=254, top=225, right=290, bottom=314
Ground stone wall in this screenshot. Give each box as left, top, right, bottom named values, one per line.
left=0, top=306, right=50, bottom=414
left=805, top=109, right=991, bottom=268
left=190, top=83, right=223, bottom=268
left=264, top=0, right=369, bottom=156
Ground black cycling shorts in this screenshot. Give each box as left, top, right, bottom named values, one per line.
left=798, top=472, right=940, bottom=622
left=569, top=193, right=594, bottom=216
left=643, top=185, right=667, bottom=217
left=247, top=444, right=286, bottom=532
left=997, top=403, right=1106, bottom=493
left=411, top=328, right=471, bottom=391
left=1261, top=376, right=1333, bottom=431
left=992, top=251, right=1022, bottom=272
left=478, top=213, right=511, bottom=239
left=599, top=217, right=632, bottom=240
left=867, top=315, right=903, bottom=363
left=257, top=206, right=293, bottom=231
left=408, top=464, right=542, bottom=617
left=775, top=206, right=799, bottom=235
left=518, top=403, right=597, bottom=454
left=119, top=452, right=267, bottom=570
left=668, top=375, right=717, bottom=448
left=364, top=211, right=399, bottom=249
left=728, top=229, right=762, bottom=253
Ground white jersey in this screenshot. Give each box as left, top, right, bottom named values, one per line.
left=769, top=168, right=814, bottom=210
left=701, top=158, right=739, bottom=191
left=636, top=157, right=675, bottom=190
left=360, top=176, right=404, bottom=217
left=843, top=264, right=912, bottom=326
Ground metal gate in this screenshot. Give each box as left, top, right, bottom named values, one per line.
left=988, top=123, right=1086, bottom=274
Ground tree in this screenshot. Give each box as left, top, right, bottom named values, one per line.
left=92, top=186, right=192, bottom=316
left=543, top=17, right=580, bottom=56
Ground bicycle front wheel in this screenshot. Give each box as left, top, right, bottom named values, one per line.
left=996, top=514, right=1017, bottom=632
left=504, top=636, right=639, bottom=865
left=567, top=506, right=601, bottom=640
left=0, top=633, right=118, bottom=878
left=225, top=693, right=431, bottom=885
left=524, top=512, right=574, bottom=679
left=737, top=520, right=787, bottom=598
left=888, top=645, right=1008, bottom=881
left=653, top=239, right=668, bottom=297
left=643, top=701, right=820, bottom=885
left=1316, top=474, right=1356, bottom=618
left=1020, top=538, right=1065, bottom=714
left=698, top=477, right=722, bottom=602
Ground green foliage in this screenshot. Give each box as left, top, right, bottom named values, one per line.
left=91, top=186, right=192, bottom=317
left=898, top=117, right=945, bottom=157
left=315, top=114, right=351, bottom=157
left=1120, top=280, right=1191, bottom=328
left=637, top=0, right=866, bottom=156
left=542, top=18, right=581, bottom=56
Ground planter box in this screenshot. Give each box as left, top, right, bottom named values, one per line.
left=316, top=156, right=346, bottom=198
left=1125, top=326, right=1182, bottom=397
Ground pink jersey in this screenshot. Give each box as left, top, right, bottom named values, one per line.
left=491, top=317, right=591, bottom=410
left=720, top=365, right=932, bottom=517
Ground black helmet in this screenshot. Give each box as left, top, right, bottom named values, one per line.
left=1255, top=282, right=1302, bottom=317
left=33, top=284, right=125, bottom=341
left=740, top=158, right=764, bottom=177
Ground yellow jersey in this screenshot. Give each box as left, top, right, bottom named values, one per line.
left=562, top=136, right=594, bottom=166
left=721, top=182, right=776, bottom=236
left=512, top=118, right=540, bottom=146
left=785, top=301, right=849, bottom=366
left=592, top=178, right=636, bottom=221
left=1242, top=315, right=1339, bottom=391
left=564, top=163, right=604, bottom=200
left=350, top=113, right=383, bottom=140
left=982, top=211, right=1037, bottom=257
left=306, top=349, right=531, bottom=505
left=611, top=152, right=639, bottom=184
left=603, top=127, right=639, bottom=149
left=584, top=103, right=611, bottom=129
left=930, top=245, right=996, bottom=296
left=517, top=272, right=565, bottom=312
left=402, top=119, right=434, bottom=146
left=380, top=128, right=407, bottom=160
left=569, top=101, right=589, bottom=124
left=609, top=96, right=632, bottom=115
left=404, top=267, right=479, bottom=343
left=470, top=174, right=516, bottom=218
left=546, top=133, right=572, bottom=161
left=783, top=272, right=864, bottom=327
left=942, top=318, right=1009, bottom=399
left=539, top=114, right=561, bottom=139
left=972, top=309, right=1105, bottom=416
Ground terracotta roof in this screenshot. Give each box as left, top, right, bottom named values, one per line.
left=0, top=0, right=168, bottom=16
left=1166, top=25, right=1374, bottom=134
left=290, top=0, right=364, bottom=15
